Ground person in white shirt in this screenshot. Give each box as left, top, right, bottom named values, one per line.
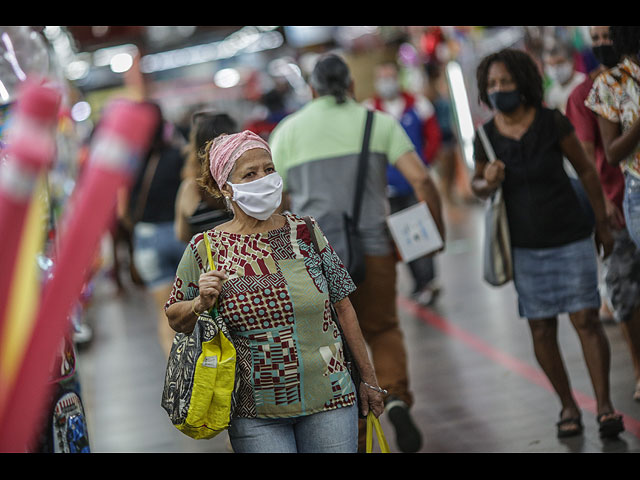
left=543, top=43, right=587, bottom=114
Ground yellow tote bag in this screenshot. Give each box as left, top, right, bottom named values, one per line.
left=366, top=412, right=390, bottom=453
left=161, top=233, right=236, bottom=440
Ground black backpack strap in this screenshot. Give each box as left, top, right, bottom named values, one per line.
left=352, top=109, right=374, bottom=228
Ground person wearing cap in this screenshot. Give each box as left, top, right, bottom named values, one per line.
left=164, top=130, right=384, bottom=453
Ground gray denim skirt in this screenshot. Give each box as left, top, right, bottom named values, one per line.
left=512, top=236, right=600, bottom=319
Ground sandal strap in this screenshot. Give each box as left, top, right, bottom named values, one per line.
left=597, top=412, right=622, bottom=423
left=557, top=417, right=582, bottom=427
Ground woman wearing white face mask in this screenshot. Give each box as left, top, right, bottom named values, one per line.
left=164, top=130, right=384, bottom=453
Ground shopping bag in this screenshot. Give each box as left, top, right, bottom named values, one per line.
left=161, top=233, right=236, bottom=439
left=386, top=201, right=443, bottom=262
left=366, top=412, right=390, bottom=453
left=483, top=187, right=513, bottom=286
left=477, top=125, right=513, bottom=286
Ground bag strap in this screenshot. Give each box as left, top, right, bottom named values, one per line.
left=352, top=110, right=374, bottom=228
left=303, top=216, right=322, bottom=257
left=477, top=124, right=496, bottom=164
left=202, top=232, right=220, bottom=315
left=366, top=412, right=390, bottom=453
left=131, top=152, right=160, bottom=224
left=203, top=231, right=215, bottom=272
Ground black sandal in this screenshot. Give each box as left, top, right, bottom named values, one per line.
left=556, top=415, right=583, bottom=438
left=597, top=413, right=624, bottom=439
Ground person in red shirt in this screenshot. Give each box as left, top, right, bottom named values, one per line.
left=566, top=25, right=640, bottom=402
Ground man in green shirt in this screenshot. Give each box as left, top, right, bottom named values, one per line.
left=270, top=53, right=445, bottom=453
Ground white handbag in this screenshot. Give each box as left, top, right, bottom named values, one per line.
left=478, top=125, right=513, bottom=286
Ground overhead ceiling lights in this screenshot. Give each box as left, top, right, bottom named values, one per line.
left=140, top=26, right=282, bottom=74
left=213, top=68, right=240, bottom=89
left=109, top=52, right=134, bottom=74
left=52, top=26, right=284, bottom=85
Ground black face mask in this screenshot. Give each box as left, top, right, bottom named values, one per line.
left=592, top=45, right=619, bottom=69
left=489, top=90, right=522, bottom=113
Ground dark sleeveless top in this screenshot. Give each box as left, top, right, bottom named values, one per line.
left=186, top=201, right=232, bottom=237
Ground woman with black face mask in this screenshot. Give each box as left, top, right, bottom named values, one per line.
left=471, top=48, right=623, bottom=440
left=568, top=27, right=640, bottom=407
left=587, top=27, right=640, bottom=251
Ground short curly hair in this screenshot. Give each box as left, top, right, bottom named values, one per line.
left=476, top=48, right=543, bottom=109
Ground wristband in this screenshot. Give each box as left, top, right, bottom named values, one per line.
left=362, top=381, right=388, bottom=395
left=191, top=300, right=201, bottom=317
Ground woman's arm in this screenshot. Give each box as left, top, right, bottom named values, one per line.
left=165, top=298, right=201, bottom=335
left=562, top=132, right=608, bottom=224
left=174, top=178, right=202, bottom=243
left=597, top=115, right=640, bottom=166
left=470, top=158, right=506, bottom=199
left=561, top=131, right=614, bottom=257
left=575, top=130, right=625, bottom=229
left=394, top=150, right=446, bottom=244
left=333, top=296, right=385, bottom=418
left=470, top=133, right=505, bottom=199
left=165, top=269, right=228, bottom=334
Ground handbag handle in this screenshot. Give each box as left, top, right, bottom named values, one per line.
left=477, top=124, right=496, bottom=164
left=203, top=232, right=215, bottom=272
left=202, top=232, right=220, bottom=315
left=130, top=152, right=161, bottom=224
left=477, top=123, right=505, bottom=204
left=366, top=412, right=390, bottom=453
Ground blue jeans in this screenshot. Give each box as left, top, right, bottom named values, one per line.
left=228, top=405, right=358, bottom=453
left=132, top=221, right=186, bottom=288
left=624, top=172, right=640, bottom=250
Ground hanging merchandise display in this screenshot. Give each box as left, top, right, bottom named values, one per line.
left=0, top=26, right=94, bottom=454
left=0, top=25, right=163, bottom=455
left=0, top=96, right=159, bottom=452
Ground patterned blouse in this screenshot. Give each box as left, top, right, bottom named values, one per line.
left=165, top=213, right=358, bottom=419
left=586, top=57, right=640, bottom=180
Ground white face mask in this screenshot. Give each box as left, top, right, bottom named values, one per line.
left=546, top=62, right=573, bottom=85
left=375, top=77, right=400, bottom=99
left=227, top=172, right=283, bottom=221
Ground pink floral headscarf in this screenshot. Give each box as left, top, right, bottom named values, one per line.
left=209, top=130, right=271, bottom=188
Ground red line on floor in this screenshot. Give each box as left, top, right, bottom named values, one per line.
left=398, top=295, right=640, bottom=440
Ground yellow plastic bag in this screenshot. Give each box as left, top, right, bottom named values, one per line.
left=161, top=233, right=236, bottom=439
left=366, top=412, right=390, bottom=453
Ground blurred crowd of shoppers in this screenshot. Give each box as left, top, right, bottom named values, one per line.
left=100, top=26, right=640, bottom=452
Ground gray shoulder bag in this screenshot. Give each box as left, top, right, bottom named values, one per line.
left=478, top=124, right=513, bottom=286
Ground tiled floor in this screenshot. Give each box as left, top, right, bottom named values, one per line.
left=76, top=200, right=640, bottom=453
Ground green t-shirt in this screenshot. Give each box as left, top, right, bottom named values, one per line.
left=270, top=96, right=415, bottom=256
